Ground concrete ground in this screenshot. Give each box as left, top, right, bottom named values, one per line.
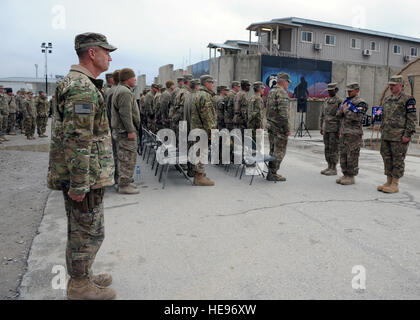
left=16, top=128, right=420, bottom=300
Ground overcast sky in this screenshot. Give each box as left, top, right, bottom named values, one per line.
left=0, top=0, right=419, bottom=84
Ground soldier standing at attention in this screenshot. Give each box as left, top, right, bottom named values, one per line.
left=191, top=75, right=217, bottom=186
left=35, top=91, right=49, bottom=138
left=0, top=85, right=9, bottom=142
left=103, top=73, right=114, bottom=98
left=144, top=84, right=159, bottom=133
left=111, top=68, right=141, bottom=195
left=378, top=75, right=417, bottom=194
left=336, top=82, right=368, bottom=185
left=247, top=81, right=265, bottom=142
left=16, top=88, right=26, bottom=133
left=225, top=81, right=240, bottom=131
left=266, top=73, right=291, bottom=182
left=173, top=77, right=184, bottom=99
left=23, top=91, right=37, bottom=140
left=184, top=79, right=200, bottom=177
left=153, top=84, right=162, bottom=131
left=158, top=80, right=175, bottom=130
left=170, top=74, right=193, bottom=142
left=233, top=79, right=251, bottom=131
left=6, top=88, right=17, bottom=136
left=215, top=86, right=228, bottom=131
left=47, top=32, right=117, bottom=300
left=319, top=83, right=343, bottom=176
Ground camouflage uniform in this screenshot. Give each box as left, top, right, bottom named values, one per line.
left=111, top=84, right=140, bottom=187
left=233, top=88, right=249, bottom=130
left=247, top=90, right=265, bottom=141
left=224, top=84, right=239, bottom=131
left=35, top=95, right=49, bottom=136
left=215, top=92, right=227, bottom=131
left=6, top=94, right=17, bottom=134
left=16, top=91, right=25, bottom=131
left=170, top=84, right=191, bottom=140
left=380, top=92, right=417, bottom=179
left=143, top=89, right=156, bottom=132
left=320, top=90, right=343, bottom=167
left=191, top=80, right=217, bottom=175
left=266, top=84, right=290, bottom=176
left=0, top=89, right=9, bottom=138
left=157, top=89, right=172, bottom=130
left=23, top=94, right=36, bottom=138
left=337, top=86, right=368, bottom=178
left=153, top=90, right=162, bottom=130
left=47, top=62, right=115, bottom=279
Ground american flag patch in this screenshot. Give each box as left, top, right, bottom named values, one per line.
left=407, top=105, right=416, bottom=113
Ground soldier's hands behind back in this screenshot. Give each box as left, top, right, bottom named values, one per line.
left=68, top=192, right=86, bottom=202
left=127, top=132, right=136, bottom=141
left=402, top=136, right=410, bottom=144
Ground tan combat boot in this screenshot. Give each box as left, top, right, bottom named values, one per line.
left=91, top=273, right=113, bottom=287
left=377, top=176, right=392, bottom=192
left=119, top=184, right=140, bottom=194
left=325, top=164, right=337, bottom=176
left=340, top=176, right=355, bottom=185
left=382, top=178, right=399, bottom=194
left=194, top=173, right=215, bottom=186
left=336, top=175, right=345, bottom=184
left=321, top=163, right=330, bottom=175
left=67, top=277, right=116, bottom=300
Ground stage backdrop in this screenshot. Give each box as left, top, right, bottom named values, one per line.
left=261, top=56, right=332, bottom=98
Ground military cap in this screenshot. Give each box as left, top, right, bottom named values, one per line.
left=253, top=81, right=264, bottom=89
left=277, top=72, right=291, bottom=83
left=119, top=68, right=136, bottom=82
left=20, top=88, right=26, bottom=93
left=327, top=83, right=339, bottom=91
left=6, top=88, right=13, bottom=93
left=39, top=91, right=44, bottom=95
left=27, top=90, right=33, bottom=94
left=388, top=75, right=404, bottom=85
left=151, top=83, right=160, bottom=89
left=191, top=79, right=200, bottom=86
left=105, top=73, right=113, bottom=79
left=74, top=32, right=117, bottom=52
left=177, top=77, right=185, bottom=82
left=183, top=74, right=193, bottom=82
left=219, top=85, right=228, bottom=91
left=241, top=79, right=251, bottom=86
left=346, top=82, right=360, bottom=90
left=231, top=81, right=240, bottom=88
left=200, top=75, right=214, bottom=85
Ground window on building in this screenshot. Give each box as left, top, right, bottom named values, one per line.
left=411, top=47, right=418, bottom=57
left=393, top=45, right=401, bottom=55
left=351, top=38, right=361, bottom=49
left=301, top=31, right=313, bottom=43
left=325, top=34, right=335, bottom=46
left=370, top=41, right=379, bottom=51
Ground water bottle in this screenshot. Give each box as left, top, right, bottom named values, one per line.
left=135, top=165, right=141, bottom=182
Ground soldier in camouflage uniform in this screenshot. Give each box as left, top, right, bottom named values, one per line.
left=170, top=74, right=193, bottom=143
left=153, top=84, right=162, bottom=130
left=319, top=83, right=343, bottom=176
left=34, top=91, right=49, bottom=137
left=225, top=81, right=240, bottom=131
left=184, top=79, right=200, bottom=177
left=47, top=32, right=117, bottom=300
left=233, top=79, right=251, bottom=130
left=0, top=85, right=9, bottom=142
left=103, top=73, right=114, bottom=98
left=173, top=77, right=184, bottom=99
left=191, top=75, right=217, bottom=186
left=336, top=82, right=368, bottom=185
left=215, top=86, right=229, bottom=131
left=16, top=88, right=26, bottom=133
left=23, top=91, right=36, bottom=140
left=247, top=81, right=265, bottom=142
left=111, top=68, right=141, bottom=195
left=6, top=89, right=17, bottom=135
left=157, top=80, right=175, bottom=130
left=378, top=75, right=417, bottom=194
left=266, top=73, right=291, bottom=182
left=144, top=84, right=159, bottom=133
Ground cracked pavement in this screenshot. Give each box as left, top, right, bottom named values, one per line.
left=19, top=135, right=420, bottom=300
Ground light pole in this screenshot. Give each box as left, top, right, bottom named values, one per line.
left=41, top=42, right=53, bottom=96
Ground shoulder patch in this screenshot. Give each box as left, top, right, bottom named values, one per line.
left=74, top=103, right=92, bottom=114
left=406, top=97, right=417, bottom=113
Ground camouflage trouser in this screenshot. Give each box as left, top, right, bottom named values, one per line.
left=339, top=134, right=362, bottom=176
left=0, top=114, right=3, bottom=137
left=380, top=140, right=409, bottom=179
left=194, top=162, right=206, bottom=174
left=111, top=133, right=119, bottom=184
left=114, top=132, right=138, bottom=187
left=36, top=116, right=48, bottom=136
left=7, top=113, right=16, bottom=134
left=323, top=132, right=339, bottom=165
left=1, top=114, right=8, bottom=136
left=24, top=116, right=36, bottom=137
left=63, top=188, right=105, bottom=278
left=268, top=132, right=288, bottom=173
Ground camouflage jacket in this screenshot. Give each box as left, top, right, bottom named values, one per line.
left=184, top=90, right=197, bottom=132
left=381, top=93, right=417, bottom=141
left=224, top=90, right=236, bottom=125
left=23, top=97, right=36, bottom=118
left=319, top=95, right=343, bottom=133
left=233, top=90, right=249, bottom=128
left=191, top=86, right=217, bottom=136
left=337, top=95, right=368, bottom=136
left=158, top=90, right=173, bottom=127
left=47, top=64, right=114, bottom=194
left=7, top=95, right=17, bottom=114
left=15, top=95, right=24, bottom=113
left=266, top=86, right=290, bottom=135
left=111, top=84, right=140, bottom=134
left=0, top=93, right=9, bottom=116
left=105, top=85, right=118, bottom=126
left=144, top=90, right=155, bottom=122
left=153, top=92, right=162, bottom=124
left=35, top=96, right=49, bottom=117
left=247, top=92, right=264, bottom=130
left=170, top=85, right=191, bottom=125
left=215, top=94, right=227, bottom=128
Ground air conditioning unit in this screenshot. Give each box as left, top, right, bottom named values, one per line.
left=404, top=55, right=411, bottom=62
left=362, top=49, right=371, bottom=56
left=314, top=43, right=322, bottom=50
